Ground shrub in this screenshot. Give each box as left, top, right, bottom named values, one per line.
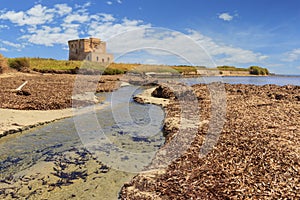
left=103, top=68, right=124, bottom=75
left=0, top=54, right=8, bottom=73
left=249, top=66, right=269, bottom=75
left=217, top=66, right=249, bottom=71
left=9, top=57, right=30, bottom=72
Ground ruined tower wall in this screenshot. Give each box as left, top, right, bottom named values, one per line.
left=68, top=37, right=113, bottom=62
left=86, top=53, right=114, bottom=63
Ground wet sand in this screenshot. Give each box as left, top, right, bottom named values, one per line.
left=0, top=147, right=136, bottom=200
left=0, top=102, right=112, bottom=137
left=0, top=108, right=73, bottom=137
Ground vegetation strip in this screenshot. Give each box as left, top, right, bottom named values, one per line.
left=2, top=55, right=269, bottom=75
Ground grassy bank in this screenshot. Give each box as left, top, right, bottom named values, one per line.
left=28, top=58, right=199, bottom=74
left=4, top=57, right=269, bottom=75
left=14, top=57, right=198, bottom=75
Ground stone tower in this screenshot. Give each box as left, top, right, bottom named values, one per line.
left=68, top=37, right=113, bottom=63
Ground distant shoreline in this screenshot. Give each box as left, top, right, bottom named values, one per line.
left=271, top=74, right=300, bottom=77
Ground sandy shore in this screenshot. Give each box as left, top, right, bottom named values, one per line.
left=0, top=108, right=73, bottom=137
left=133, top=87, right=170, bottom=107
left=0, top=102, right=110, bottom=138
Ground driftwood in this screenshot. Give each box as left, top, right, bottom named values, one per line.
left=10, top=81, right=31, bottom=96
left=15, top=81, right=28, bottom=91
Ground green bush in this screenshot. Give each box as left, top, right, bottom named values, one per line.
left=249, top=66, right=269, bottom=75
left=217, top=66, right=249, bottom=71
left=103, top=68, right=124, bottom=75
left=9, top=57, right=30, bottom=72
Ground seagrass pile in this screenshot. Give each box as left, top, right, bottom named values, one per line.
left=120, top=83, right=300, bottom=199
left=0, top=73, right=120, bottom=110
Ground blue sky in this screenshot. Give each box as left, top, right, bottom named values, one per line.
left=1, top=0, right=300, bottom=74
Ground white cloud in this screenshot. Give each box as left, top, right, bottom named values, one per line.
left=21, top=25, right=79, bottom=46
left=0, top=47, right=8, bottom=52
left=0, top=11, right=26, bottom=25
left=282, top=48, right=300, bottom=62
left=1, top=4, right=115, bottom=47
left=54, top=4, right=72, bottom=16
left=107, top=1, right=113, bottom=5
left=2, top=40, right=24, bottom=49
left=98, top=13, right=115, bottom=22
left=83, top=2, right=92, bottom=7
left=75, top=2, right=91, bottom=10
left=186, top=30, right=267, bottom=65
left=0, top=4, right=54, bottom=26
left=0, top=24, right=9, bottom=29
left=104, top=28, right=267, bottom=67
left=0, top=3, right=266, bottom=66
left=218, top=12, right=233, bottom=21
left=87, top=18, right=151, bottom=41
left=117, top=0, right=122, bottom=4
left=64, top=13, right=89, bottom=23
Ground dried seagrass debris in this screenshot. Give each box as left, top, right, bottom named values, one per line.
left=0, top=74, right=121, bottom=110
left=120, top=83, right=300, bottom=199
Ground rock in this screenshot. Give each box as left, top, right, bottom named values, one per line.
left=16, top=90, right=31, bottom=96
left=151, top=85, right=175, bottom=99
left=275, top=93, right=285, bottom=100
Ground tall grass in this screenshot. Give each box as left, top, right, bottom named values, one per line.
left=30, top=58, right=82, bottom=70
left=8, top=57, right=30, bottom=72
left=0, top=54, right=8, bottom=73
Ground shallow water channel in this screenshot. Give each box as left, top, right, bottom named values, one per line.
left=0, top=85, right=165, bottom=199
